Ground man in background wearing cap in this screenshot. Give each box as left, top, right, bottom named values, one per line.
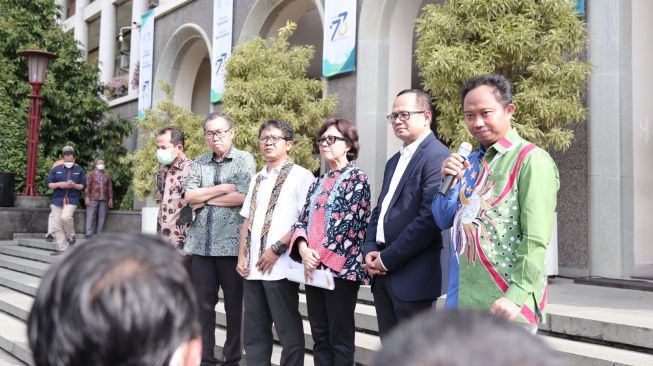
left=45, top=146, right=86, bottom=255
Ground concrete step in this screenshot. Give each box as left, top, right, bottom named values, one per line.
left=0, top=287, right=32, bottom=321
left=0, top=346, right=27, bottom=366
left=0, top=269, right=39, bottom=297
left=212, top=327, right=315, bottom=366
left=16, top=238, right=87, bottom=252
left=0, top=312, right=32, bottom=366
left=213, top=300, right=380, bottom=365
left=545, top=278, right=653, bottom=350
left=0, top=255, right=49, bottom=278
left=0, top=247, right=56, bottom=265
left=13, top=233, right=89, bottom=241
left=543, top=334, right=653, bottom=366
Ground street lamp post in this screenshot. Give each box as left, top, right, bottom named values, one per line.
left=17, top=50, right=57, bottom=197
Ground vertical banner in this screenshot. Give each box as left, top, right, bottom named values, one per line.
left=322, top=0, right=356, bottom=78
left=137, top=9, right=155, bottom=120
left=210, top=0, right=233, bottom=103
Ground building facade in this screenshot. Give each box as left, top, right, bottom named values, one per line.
left=58, top=0, right=653, bottom=281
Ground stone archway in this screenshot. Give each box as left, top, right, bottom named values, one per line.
left=153, top=24, right=212, bottom=112
left=239, top=0, right=324, bottom=79
left=355, top=0, right=432, bottom=199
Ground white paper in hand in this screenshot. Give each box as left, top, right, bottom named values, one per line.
left=286, top=261, right=335, bottom=290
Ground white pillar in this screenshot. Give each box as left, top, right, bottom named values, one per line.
left=587, top=0, right=634, bottom=278
left=56, top=0, right=67, bottom=20
left=129, top=0, right=149, bottom=91
left=98, top=0, right=117, bottom=84
left=74, top=0, right=89, bottom=56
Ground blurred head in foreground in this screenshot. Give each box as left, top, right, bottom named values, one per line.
left=371, top=309, right=567, bottom=366
left=28, top=233, right=201, bottom=366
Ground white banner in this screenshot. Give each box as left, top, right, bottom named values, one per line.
left=323, top=0, right=356, bottom=78
left=137, top=9, right=155, bottom=119
left=210, top=0, right=233, bottom=103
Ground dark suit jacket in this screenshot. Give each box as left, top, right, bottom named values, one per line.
left=364, top=133, right=450, bottom=301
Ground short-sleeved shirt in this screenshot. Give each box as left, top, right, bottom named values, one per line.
left=184, top=147, right=256, bottom=257
left=156, top=154, right=193, bottom=250
left=240, top=163, right=314, bottom=281
left=46, top=164, right=87, bottom=206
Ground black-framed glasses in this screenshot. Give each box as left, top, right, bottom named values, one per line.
left=316, top=135, right=348, bottom=146
left=258, top=135, right=287, bottom=144
left=386, top=110, right=427, bottom=124
left=204, top=128, right=232, bottom=139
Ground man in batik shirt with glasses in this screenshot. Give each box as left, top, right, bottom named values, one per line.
left=184, top=112, right=256, bottom=366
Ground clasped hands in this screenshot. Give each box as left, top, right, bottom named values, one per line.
left=363, top=250, right=387, bottom=276
left=298, top=240, right=321, bottom=282
left=236, top=247, right=280, bottom=278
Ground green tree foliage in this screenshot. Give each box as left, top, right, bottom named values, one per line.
left=222, top=22, right=337, bottom=171
left=0, top=0, right=132, bottom=205
left=124, top=82, right=204, bottom=200
left=415, top=0, right=591, bottom=151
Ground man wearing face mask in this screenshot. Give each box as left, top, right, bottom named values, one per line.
left=46, top=146, right=87, bottom=255
left=156, top=127, right=193, bottom=252
left=85, top=159, right=114, bottom=237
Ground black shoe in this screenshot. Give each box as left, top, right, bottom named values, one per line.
left=45, top=234, right=54, bottom=242
left=68, top=237, right=76, bottom=246
left=50, top=250, right=62, bottom=256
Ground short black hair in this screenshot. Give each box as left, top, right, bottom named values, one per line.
left=371, top=309, right=567, bottom=366
left=158, top=127, right=185, bottom=147
left=27, top=233, right=200, bottom=366
left=461, top=73, right=513, bottom=110
left=258, top=119, right=294, bottom=141
left=204, top=112, right=233, bottom=130
left=396, top=89, right=433, bottom=113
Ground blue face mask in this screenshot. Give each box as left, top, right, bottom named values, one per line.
left=157, top=148, right=175, bottom=165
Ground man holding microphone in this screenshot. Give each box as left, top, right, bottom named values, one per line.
left=433, top=74, right=559, bottom=332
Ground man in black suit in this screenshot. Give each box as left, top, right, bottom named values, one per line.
left=363, top=89, right=450, bottom=338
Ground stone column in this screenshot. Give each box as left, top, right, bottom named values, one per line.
left=56, top=0, right=67, bottom=20
left=129, top=0, right=149, bottom=91
left=587, top=0, right=634, bottom=278
left=98, top=0, right=117, bottom=84
left=74, top=0, right=90, bottom=56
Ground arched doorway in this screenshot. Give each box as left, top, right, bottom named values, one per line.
left=154, top=24, right=212, bottom=115
left=240, top=0, right=324, bottom=79
left=356, top=0, right=441, bottom=198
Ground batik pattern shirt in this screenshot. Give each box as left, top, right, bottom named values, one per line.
left=86, top=170, right=113, bottom=202
left=433, top=129, right=559, bottom=324
left=291, top=164, right=372, bottom=284
left=156, top=154, right=193, bottom=250
left=184, top=147, right=255, bottom=257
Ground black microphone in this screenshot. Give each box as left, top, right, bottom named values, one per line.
left=439, top=142, right=473, bottom=196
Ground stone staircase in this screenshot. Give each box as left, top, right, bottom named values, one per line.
left=1, top=235, right=652, bottom=365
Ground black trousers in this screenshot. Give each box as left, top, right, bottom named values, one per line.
left=243, top=279, right=305, bottom=366
left=372, top=274, right=435, bottom=339
left=305, top=278, right=360, bottom=366
left=191, top=255, right=243, bottom=366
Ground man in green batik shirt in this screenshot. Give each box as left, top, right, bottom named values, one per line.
left=183, top=112, right=256, bottom=366
left=433, top=74, right=559, bottom=331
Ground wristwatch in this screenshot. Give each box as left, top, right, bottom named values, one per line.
left=271, top=241, right=289, bottom=256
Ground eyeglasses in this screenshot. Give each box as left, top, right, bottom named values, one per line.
left=316, top=135, right=348, bottom=146
left=204, top=128, right=232, bottom=139
left=259, top=135, right=286, bottom=144
left=386, top=110, right=427, bottom=124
